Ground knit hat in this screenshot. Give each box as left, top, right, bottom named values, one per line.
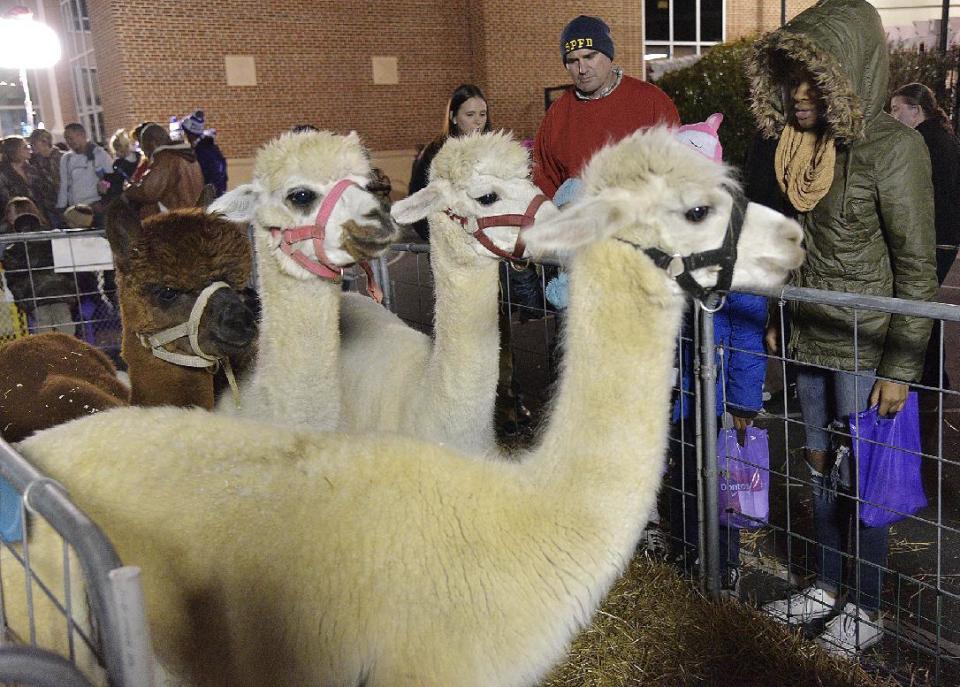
left=180, top=110, right=206, bottom=137
left=675, top=113, right=724, bottom=163
left=560, top=16, right=614, bottom=62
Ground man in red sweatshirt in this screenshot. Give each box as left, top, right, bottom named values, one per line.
left=533, top=15, right=680, bottom=200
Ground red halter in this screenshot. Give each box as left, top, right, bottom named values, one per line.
left=269, top=178, right=383, bottom=302
left=443, top=193, right=548, bottom=264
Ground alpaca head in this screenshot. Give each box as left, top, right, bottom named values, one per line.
left=392, top=131, right=558, bottom=262
left=210, top=131, right=399, bottom=280
left=523, top=127, right=804, bottom=295
left=105, top=200, right=258, bottom=363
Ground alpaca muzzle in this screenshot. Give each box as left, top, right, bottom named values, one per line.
left=269, top=179, right=384, bottom=302
left=137, top=281, right=241, bottom=405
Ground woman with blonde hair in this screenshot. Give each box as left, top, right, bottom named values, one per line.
left=104, top=127, right=142, bottom=199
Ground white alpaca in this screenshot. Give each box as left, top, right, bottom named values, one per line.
left=16, top=128, right=804, bottom=687
left=210, top=130, right=398, bottom=429
left=338, top=132, right=556, bottom=453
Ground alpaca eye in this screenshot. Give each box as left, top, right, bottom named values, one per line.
left=685, top=206, right=710, bottom=223
left=476, top=193, right=499, bottom=206
left=153, top=287, right=180, bottom=305
left=287, top=188, right=318, bottom=208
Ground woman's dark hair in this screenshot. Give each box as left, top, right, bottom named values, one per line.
left=0, top=136, right=26, bottom=163
left=892, top=82, right=953, bottom=133
left=441, top=84, right=492, bottom=139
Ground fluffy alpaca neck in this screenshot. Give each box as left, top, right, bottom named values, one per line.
left=120, top=293, right=216, bottom=409
left=416, top=217, right=501, bottom=452
left=236, top=232, right=341, bottom=429
left=532, top=240, right=684, bottom=539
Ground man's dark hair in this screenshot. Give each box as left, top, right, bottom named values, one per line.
left=64, top=122, right=86, bottom=137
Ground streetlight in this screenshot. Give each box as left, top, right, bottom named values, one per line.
left=0, top=6, right=61, bottom=132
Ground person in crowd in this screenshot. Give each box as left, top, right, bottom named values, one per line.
left=123, top=122, right=204, bottom=216
left=891, top=83, right=960, bottom=389
left=532, top=14, right=679, bottom=200
left=1, top=197, right=77, bottom=335
left=27, top=128, right=63, bottom=226
left=103, top=128, right=143, bottom=201
left=180, top=110, right=228, bottom=197
left=745, top=0, right=936, bottom=655
left=408, top=84, right=491, bottom=241
left=57, top=122, right=113, bottom=227
left=0, top=137, right=44, bottom=225
left=532, top=14, right=679, bottom=537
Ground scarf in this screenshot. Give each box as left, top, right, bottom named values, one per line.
left=775, top=123, right=836, bottom=213
left=575, top=66, right=623, bottom=101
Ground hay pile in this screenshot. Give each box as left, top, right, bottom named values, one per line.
left=541, top=556, right=896, bottom=687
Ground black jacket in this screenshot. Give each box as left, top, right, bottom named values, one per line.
left=916, top=118, right=960, bottom=248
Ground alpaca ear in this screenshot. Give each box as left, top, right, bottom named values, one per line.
left=522, top=192, right=631, bottom=255
left=208, top=184, right=261, bottom=223
left=104, top=197, right=142, bottom=271
left=390, top=182, right=451, bottom=225
left=196, top=184, right=217, bottom=209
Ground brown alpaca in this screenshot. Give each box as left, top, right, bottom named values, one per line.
left=0, top=333, right=128, bottom=442
left=107, top=201, right=257, bottom=408
left=0, top=201, right=257, bottom=442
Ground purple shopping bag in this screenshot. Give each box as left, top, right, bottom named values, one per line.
left=849, top=392, right=927, bottom=528
left=717, top=426, right=769, bottom=529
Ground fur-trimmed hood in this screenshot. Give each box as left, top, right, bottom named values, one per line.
left=747, top=0, right=888, bottom=143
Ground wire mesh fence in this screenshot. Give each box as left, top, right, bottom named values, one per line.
left=0, top=229, right=121, bottom=366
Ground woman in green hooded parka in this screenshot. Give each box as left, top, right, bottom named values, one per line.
left=744, top=0, right=937, bottom=657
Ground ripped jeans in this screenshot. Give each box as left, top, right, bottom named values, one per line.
left=796, top=366, right=888, bottom=613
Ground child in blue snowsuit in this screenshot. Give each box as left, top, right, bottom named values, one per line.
left=668, top=292, right=768, bottom=589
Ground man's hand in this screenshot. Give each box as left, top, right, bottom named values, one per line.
left=869, top=380, right=908, bottom=417
left=733, top=415, right=752, bottom=446
left=765, top=323, right=780, bottom=354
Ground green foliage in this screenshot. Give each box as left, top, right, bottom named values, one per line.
left=888, top=44, right=959, bottom=118
left=656, top=39, right=756, bottom=170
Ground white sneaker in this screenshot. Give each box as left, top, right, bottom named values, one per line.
left=816, top=603, right=883, bottom=657
left=762, top=586, right=837, bottom=625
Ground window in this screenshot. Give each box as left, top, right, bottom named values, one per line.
left=0, top=71, right=42, bottom=137
left=60, top=0, right=104, bottom=142
left=65, top=0, right=90, bottom=33
left=644, top=0, right=725, bottom=62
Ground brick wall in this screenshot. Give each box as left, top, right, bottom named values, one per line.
left=89, top=0, right=477, bottom=159
left=726, top=0, right=818, bottom=41
left=78, top=0, right=821, bottom=160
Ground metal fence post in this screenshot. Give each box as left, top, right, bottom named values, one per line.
left=698, top=295, right=722, bottom=599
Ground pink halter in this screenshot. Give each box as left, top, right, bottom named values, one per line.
left=269, top=178, right=383, bottom=302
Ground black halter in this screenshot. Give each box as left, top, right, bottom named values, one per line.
left=619, top=189, right=747, bottom=301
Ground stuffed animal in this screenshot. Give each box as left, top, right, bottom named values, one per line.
left=675, top=113, right=724, bottom=162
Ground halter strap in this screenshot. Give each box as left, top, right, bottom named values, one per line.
left=269, top=178, right=361, bottom=283
left=445, top=193, right=548, bottom=264
left=619, top=191, right=747, bottom=302
left=138, top=281, right=244, bottom=406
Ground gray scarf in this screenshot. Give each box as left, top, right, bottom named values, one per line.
left=575, top=66, right=623, bottom=100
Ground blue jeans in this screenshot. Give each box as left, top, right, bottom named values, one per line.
left=795, top=366, right=888, bottom=612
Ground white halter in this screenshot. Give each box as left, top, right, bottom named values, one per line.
left=137, top=281, right=241, bottom=406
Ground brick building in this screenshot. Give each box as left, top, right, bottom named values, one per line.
left=5, top=0, right=909, bottom=191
